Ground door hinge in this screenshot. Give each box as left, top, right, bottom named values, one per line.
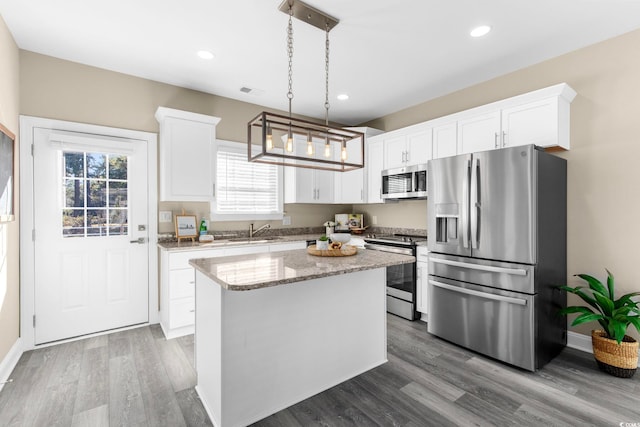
left=33, top=315, right=36, bottom=328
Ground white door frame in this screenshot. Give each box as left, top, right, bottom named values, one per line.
left=19, top=115, right=158, bottom=350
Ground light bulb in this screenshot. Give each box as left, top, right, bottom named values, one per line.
left=306, top=138, right=314, bottom=156
left=341, top=144, right=347, bottom=161
left=324, top=142, right=331, bottom=158
left=286, top=135, right=293, bottom=153
left=266, top=126, right=273, bottom=150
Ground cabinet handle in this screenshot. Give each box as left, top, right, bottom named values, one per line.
left=406, top=150, right=410, bottom=163
left=502, top=131, right=507, bottom=147
left=494, top=132, right=499, bottom=149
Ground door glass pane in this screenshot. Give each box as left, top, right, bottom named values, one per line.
left=64, top=152, right=84, bottom=178
left=62, top=151, right=129, bottom=238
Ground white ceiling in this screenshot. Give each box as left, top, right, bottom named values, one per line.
left=2, top=0, right=640, bottom=125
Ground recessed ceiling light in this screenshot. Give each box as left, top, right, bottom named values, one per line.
left=197, top=50, right=215, bottom=60
left=337, top=94, right=349, bottom=101
left=470, top=25, right=491, bottom=38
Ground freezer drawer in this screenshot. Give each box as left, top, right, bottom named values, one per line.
left=429, top=252, right=535, bottom=294
left=427, top=276, right=536, bottom=371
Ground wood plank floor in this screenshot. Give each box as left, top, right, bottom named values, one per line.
left=1, top=315, right=639, bottom=426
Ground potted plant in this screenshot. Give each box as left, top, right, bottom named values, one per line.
left=316, top=235, right=329, bottom=250
left=559, top=269, right=640, bottom=378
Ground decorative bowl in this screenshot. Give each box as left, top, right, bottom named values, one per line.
left=330, top=233, right=351, bottom=243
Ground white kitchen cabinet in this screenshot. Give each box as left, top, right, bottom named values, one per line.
left=333, top=127, right=383, bottom=204
left=416, top=246, right=429, bottom=321
left=160, top=247, right=225, bottom=339
left=270, top=241, right=307, bottom=252
left=432, top=121, right=457, bottom=159
left=500, top=96, right=571, bottom=149
left=284, top=135, right=334, bottom=204
left=383, top=123, right=432, bottom=169
left=366, top=135, right=385, bottom=204
left=456, top=111, right=501, bottom=155
left=155, top=107, right=221, bottom=201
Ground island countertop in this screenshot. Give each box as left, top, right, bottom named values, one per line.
left=189, top=247, right=415, bottom=291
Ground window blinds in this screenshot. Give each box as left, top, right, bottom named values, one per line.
left=215, top=146, right=280, bottom=215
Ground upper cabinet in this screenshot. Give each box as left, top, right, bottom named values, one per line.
left=383, top=122, right=432, bottom=169
left=454, top=83, right=577, bottom=156
left=334, top=127, right=382, bottom=204
left=432, top=121, right=457, bottom=159
left=366, top=135, right=385, bottom=204
left=155, top=107, right=221, bottom=202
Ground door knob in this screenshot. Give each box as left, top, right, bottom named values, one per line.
left=130, top=237, right=147, bottom=244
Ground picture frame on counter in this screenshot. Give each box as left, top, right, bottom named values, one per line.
left=175, top=214, right=197, bottom=241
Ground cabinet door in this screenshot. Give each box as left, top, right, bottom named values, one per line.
left=334, top=139, right=365, bottom=203
left=383, top=135, right=407, bottom=169
left=367, top=138, right=384, bottom=204
left=406, top=128, right=432, bottom=165
left=501, top=98, right=558, bottom=148
left=314, top=169, right=334, bottom=203
left=457, top=111, right=501, bottom=155
left=432, top=122, right=457, bottom=159
left=416, top=247, right=429, bottom=314
left=160, top=118, right=216, bottom=201
left=291, top=138, right=316, bottom=203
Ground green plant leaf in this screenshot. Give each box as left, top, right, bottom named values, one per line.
left=605, top=269, right=615, bottom=300
left=614, top=292, right=640, bottom=309
left=575, top=274, right=609, bottom=298
left=559, top=286, right=601, bottom=312
left=593, top=292, right=614, bottom=316
left=571, top=312, right=604, bottom=327
left=611, top=321, right=627, bottom=344
left=628, top=316, right=640, bottom=335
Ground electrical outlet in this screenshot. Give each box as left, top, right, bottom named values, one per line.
left=159, top=211, right=172, bottom=223
left=282, top=215, right=291, bottom=226
left=372, top=215, right=378, bottom=225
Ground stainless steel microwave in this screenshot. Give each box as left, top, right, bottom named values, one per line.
left=381, top=164, right=428, bottom=200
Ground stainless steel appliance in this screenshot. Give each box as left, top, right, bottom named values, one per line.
left=381, top=164, right=427, bottom=201
left=427, top=144, right=567, bottom=371
left=364, top=234, right=426, bottom=320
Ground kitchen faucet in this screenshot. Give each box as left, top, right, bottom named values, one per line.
left=249, top=223, right=271, bottom=238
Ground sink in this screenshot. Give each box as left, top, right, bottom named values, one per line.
left=259, top=236, right=282, bottom=241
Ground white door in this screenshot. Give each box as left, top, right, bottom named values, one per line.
left=432, top=122, right=458, bottom=159
left=456, top=111, right=501, bottom=155
left=33, top=128, right=149, bottom=344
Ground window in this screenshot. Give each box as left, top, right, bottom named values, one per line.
left=212, top=140, right=282, bottom=220
left=62, top=151, right=128, bottom=237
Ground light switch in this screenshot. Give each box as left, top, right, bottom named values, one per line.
left=282, top=215, right=291, bottom=226
left=159, top=211, right=172, bottom=223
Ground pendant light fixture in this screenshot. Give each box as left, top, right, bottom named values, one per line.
left=247, top=0, right=365, bottom=172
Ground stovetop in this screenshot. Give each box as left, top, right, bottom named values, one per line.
left=363, top=234, right=427, bottom=246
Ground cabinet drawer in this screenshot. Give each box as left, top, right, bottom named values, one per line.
left=169, top=269, right=195, bottom=300
left=169, top=249, right=224, bottom=269
left=170, top=297, right=195, bottom=329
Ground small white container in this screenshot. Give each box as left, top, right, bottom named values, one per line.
left=316, top=239, right=329, bottom=250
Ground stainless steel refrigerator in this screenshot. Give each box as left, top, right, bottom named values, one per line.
left=426, top=144, right=567, bottom=371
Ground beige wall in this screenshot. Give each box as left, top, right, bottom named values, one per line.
left=0, top=16, right=20, bottom=365
left=363, top=29, right=640, bottom=339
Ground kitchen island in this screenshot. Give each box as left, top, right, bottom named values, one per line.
left=189, top=248, right=414, bottom=427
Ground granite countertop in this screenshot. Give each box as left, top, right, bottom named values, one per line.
left=189, top=248, right=415, bottom=291
left=158, top=234, right=321, bottom=252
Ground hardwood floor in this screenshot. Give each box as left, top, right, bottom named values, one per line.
left=1, top=315, right=639, bottom=426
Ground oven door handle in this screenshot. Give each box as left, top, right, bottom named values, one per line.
left=430, top=257, right=527, bottom=276
left=364, top=243, right=413, bottom=255
left=429, top=280, right=528, bottom=306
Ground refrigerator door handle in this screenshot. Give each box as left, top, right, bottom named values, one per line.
left=429, top=280, right=528, bottom=306
left=470, top=157, right=480, bottom=249
left=462, top=159, right=470, bottom=248
left=430, top=257, right=528, bottom=276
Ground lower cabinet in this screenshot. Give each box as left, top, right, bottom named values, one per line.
left=416, top=246, right=429, bottom=321
left=160, top=240, right=307, bottom=339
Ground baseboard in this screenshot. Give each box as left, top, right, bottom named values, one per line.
left=0, top=338, right=24, bottom=392
left=566, top=331, right=592, bottom=354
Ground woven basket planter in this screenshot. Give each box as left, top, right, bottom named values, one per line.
left=591, top=330, right=638, bottom=378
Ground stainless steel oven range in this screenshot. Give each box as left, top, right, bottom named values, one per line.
left=364, top=234, right=426, bottom=320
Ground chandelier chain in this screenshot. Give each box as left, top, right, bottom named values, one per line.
left=324, top=23, right=330, bottom=127
left=287, top=5, right=294, bottom=120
